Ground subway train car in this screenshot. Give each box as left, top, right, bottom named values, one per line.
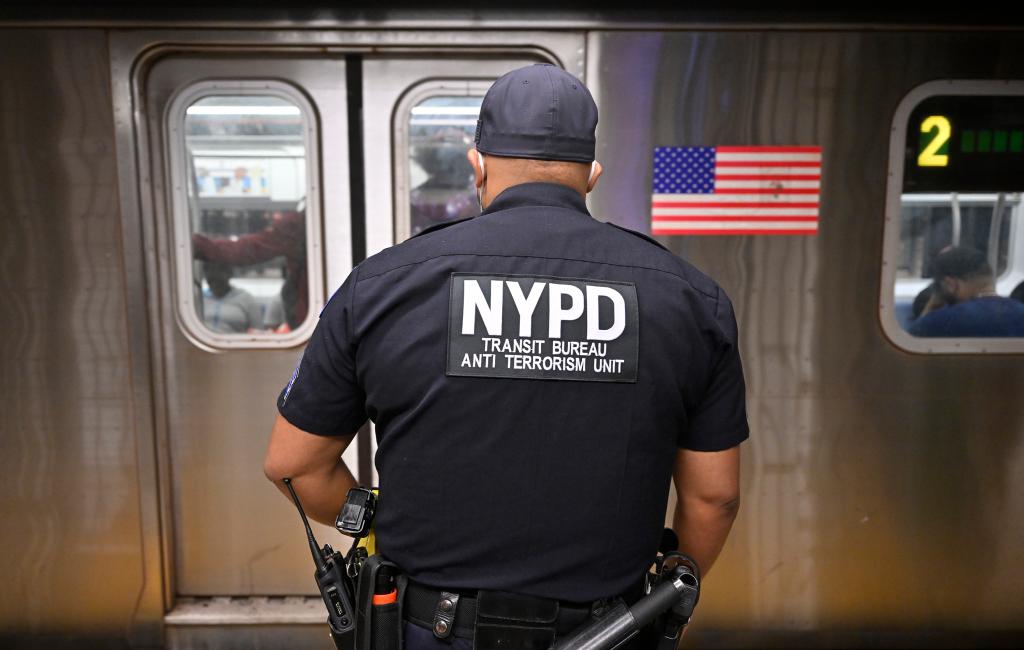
left=2, top=7, right=1024, bottom=649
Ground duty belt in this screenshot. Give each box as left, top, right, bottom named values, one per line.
left=404, top=579, right=599, bottom=640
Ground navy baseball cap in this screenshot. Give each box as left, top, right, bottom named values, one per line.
left=475, top=63, right=598, bottom=163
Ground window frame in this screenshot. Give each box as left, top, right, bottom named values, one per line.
left=392, top=79, right=492, bottom=242
left=880, top=79, right=1024, bottom=354
left=166, top=79, right=324, bottom=350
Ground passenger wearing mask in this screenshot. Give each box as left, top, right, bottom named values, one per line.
left=909, top=246, right=1024, bottom=337
left=201, top=261, right=264, bottom=333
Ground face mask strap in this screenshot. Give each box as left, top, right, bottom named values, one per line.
left=476, top=152, right=486, bottom=211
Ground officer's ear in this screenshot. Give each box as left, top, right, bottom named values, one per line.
left=467, top=148, right=485, bottom=188
left=586, top=160, right=603, bottom=193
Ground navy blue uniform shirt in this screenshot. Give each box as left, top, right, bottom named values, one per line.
left=278, top=182, right=749, bottom=602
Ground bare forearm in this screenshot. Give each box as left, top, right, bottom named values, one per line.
left=264, top=415, right=358, bottom=527
left=269, top=459, right=357, bottom=527
left=672, top=496, right=740, bottom=577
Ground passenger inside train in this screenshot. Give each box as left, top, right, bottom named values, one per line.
left=908, top=246, right=1024, bottom=337
left=199, top=261, right=264, bottom=333
left=894, top=193, right=1024, bottom=334
left=192, top=208, right=308, bottom=332
left=184, top=94, right=310, bottom=336
left=409, top=136, right=477, bottom=234
left=408, top=100, right=481, bottom=235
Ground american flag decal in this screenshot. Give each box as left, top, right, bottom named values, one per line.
left=651, top=146, right=822, bottom=235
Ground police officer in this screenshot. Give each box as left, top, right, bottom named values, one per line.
left=264, top=63, right=748, bottom=649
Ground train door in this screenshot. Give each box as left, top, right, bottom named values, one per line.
left=139, top=47, right=578, bottom=605
left=143, top=53, right=354, bottom=597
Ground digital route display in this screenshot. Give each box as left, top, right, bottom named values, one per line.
left=904, top=95, right=1024, bottom=193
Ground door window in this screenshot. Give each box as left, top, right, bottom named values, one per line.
left=168, top=83, right=321, bottom=348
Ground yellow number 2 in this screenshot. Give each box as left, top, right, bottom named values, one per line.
left=918, top=115, right=951, bottom=167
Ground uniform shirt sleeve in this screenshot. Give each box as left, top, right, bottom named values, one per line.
left=680, top=287, right=750, bottom=451
left=277, top=267, right=367, bottom=436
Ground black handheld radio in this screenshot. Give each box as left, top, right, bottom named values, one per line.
left=283, top=478, right=357, bottom=649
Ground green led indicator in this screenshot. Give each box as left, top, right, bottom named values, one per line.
left=1011, top=131, right=1023, bottom=153
left=994, top=131, right=1008, bottom=152
left=962, top=130, right=975, bottom=153
left=978, top=130, right=992, bottom=152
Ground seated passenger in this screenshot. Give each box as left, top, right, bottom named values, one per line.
left=201, top=261, right=264, bottom=333
left=909, top=247, right=1024, bottom=337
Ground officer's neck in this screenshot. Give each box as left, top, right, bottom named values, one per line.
left=482, top=177, right=587, bottom=209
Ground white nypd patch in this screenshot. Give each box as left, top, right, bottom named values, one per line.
left=446, top=273, right=639, bottom=382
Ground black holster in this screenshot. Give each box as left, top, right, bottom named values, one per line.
left=473, top=590, right=561, bottom=650
left=355, top=554, right=404, bottom=650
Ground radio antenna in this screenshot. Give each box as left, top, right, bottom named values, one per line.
left=283, top=478, right=327, bottom=574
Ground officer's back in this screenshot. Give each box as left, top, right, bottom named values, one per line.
left=347, top=177, right=743, bottom=601
left=268, top=63, right=748, bottom=649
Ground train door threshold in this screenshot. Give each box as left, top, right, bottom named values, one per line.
left=165, top=597, right=336, bottom=649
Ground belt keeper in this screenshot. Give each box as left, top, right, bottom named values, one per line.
left=432, top=591, right=460, bottom=640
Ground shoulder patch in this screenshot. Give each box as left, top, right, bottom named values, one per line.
left=606, top=222, right=670, bottom=252
left=446, top=273, right=639, bottom=383
left=411, top=216, right=476, bottom=239
left=278, top=351, right=304, bottom=407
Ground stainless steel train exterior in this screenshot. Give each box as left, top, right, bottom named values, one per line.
left=2, top=16, right=1023, bottom=649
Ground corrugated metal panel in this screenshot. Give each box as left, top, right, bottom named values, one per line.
left=0, top=29, right=149, bottom=641
left=589, top=29, right=1024, bottom=630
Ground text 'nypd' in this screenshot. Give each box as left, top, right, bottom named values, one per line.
left=447, top=273, right=639, bottom=382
